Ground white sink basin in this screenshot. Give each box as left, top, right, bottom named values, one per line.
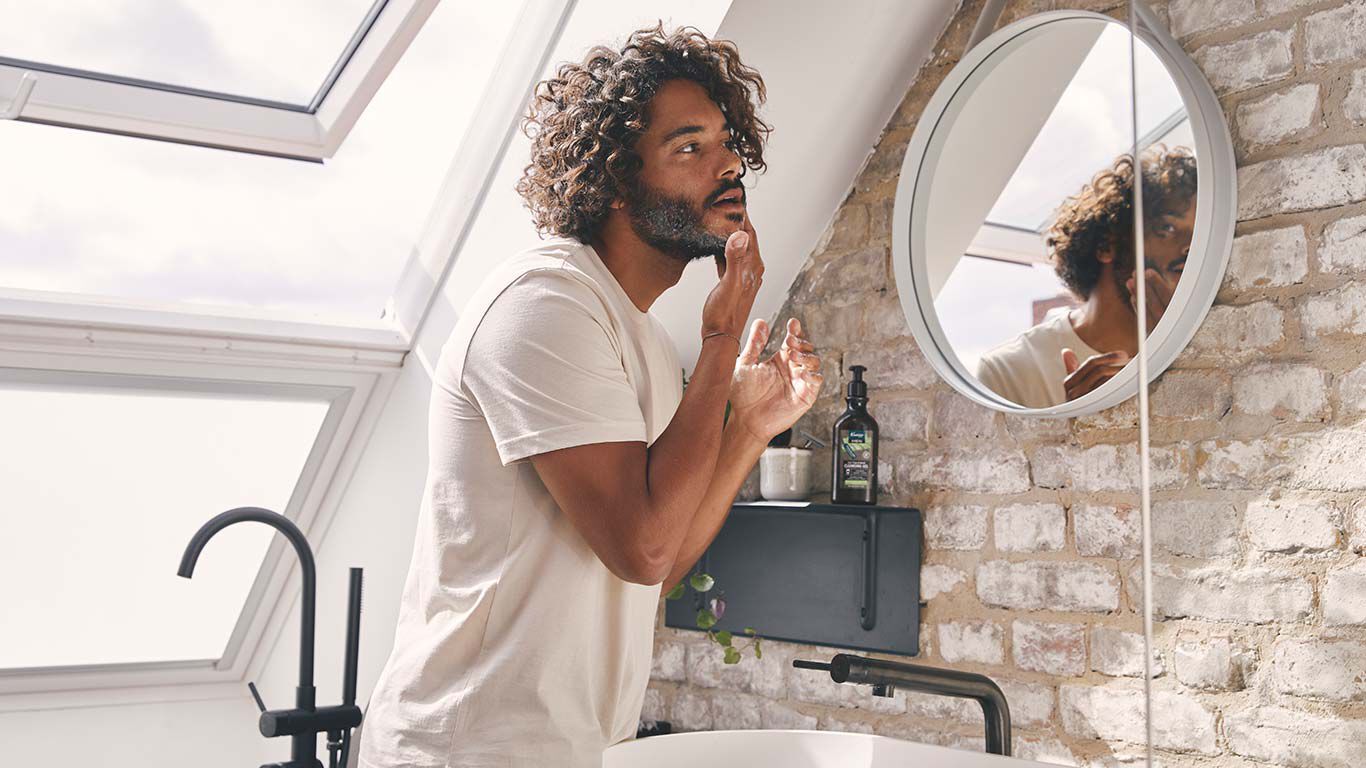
left=604, top=730, right=1054, bottom=767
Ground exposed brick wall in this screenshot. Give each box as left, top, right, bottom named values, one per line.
left=646, top=1, right=1366, bottom=765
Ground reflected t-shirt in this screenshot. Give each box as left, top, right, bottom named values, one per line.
left=358, top=236, right=683, bottom=768
left=974, top=309, right=1102, bottom=409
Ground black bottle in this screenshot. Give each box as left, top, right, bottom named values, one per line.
left=831, top=364, right=878, bottom=505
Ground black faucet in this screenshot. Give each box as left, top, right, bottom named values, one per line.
left=794, top=653, right=1012, bottom=756
left=178, top=507, right=365, bottom=768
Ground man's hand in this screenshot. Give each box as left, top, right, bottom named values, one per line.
left=1127, top=268, right=1176, bottom=335
left=1062, top=348, right=1130, bottom=402
left=728, top=317, right=824, bottom=442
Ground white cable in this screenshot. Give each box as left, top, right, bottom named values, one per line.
left=1127, top=4, right=1156, bottom=766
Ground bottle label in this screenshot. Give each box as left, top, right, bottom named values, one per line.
left=838, top=428, right=871, bottom=488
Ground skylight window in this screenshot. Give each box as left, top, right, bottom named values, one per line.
left=0, top=0, right=378, bottom=108
left=0, top=0, right=438, bottom=160
left=0, top=384, right=329, bottom=668
left=0, top=0, right=525, bottom=328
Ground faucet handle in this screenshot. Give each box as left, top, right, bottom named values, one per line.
left=248, top=681, right=267, bottom=713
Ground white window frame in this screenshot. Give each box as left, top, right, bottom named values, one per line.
left=0, top=0, right=577, bottom=709
left=0, top=0, right=438, bottom=161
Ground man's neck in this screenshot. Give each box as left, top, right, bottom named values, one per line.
left=588, top=217, right=689, bottom=313
left=1068, top=274, right=1139, bottom=356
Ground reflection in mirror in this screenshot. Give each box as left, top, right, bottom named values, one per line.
left=929, top=22, right=1196, bottom=409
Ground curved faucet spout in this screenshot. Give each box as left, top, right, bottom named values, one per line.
left=178, top=506, right=316, bottom=693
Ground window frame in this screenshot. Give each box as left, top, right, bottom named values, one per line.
left=0, top=0, right=578, bottom=709
left=0, top=0, right=438, bottom=161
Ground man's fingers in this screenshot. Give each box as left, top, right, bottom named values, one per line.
left=739, top=318, right=768, bottom=366
left=1062, top=348, right=1080, bottom=375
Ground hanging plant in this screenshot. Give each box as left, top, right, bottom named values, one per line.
left=666, top=572, right=762, bottom=664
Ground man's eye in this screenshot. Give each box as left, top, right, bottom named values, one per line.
left=679, top=143, right=698, bottom=154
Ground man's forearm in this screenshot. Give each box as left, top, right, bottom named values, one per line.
left=662, top=417, right=768, bottom=591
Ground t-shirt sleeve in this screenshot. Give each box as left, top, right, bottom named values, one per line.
left=461, top=270, right=647, bottom=466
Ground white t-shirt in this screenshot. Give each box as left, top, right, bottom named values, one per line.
left=358, top=236, right=683, bottom=768
left=974, top=309, right=1101, bottom=409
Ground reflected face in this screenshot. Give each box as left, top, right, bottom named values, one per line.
left=1117, top=197, right=1196, bottom=306
left=624, top=79, right=747, bottom=262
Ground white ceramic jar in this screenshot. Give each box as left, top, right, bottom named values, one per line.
left=759, top=446, right=814, bottom=501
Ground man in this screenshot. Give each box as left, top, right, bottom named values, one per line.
left=357, top=24, right=823, bottom=768
left=974, top=146, right=1197, bottom=407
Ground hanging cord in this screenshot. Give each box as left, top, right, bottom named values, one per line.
left=1127, top=3, right=1157, bottom=767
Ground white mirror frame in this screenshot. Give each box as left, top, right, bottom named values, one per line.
left=891, top=7, right=1236, bottom=418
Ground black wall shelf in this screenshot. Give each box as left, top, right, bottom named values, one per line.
left=665, top=501, right=922, bottom=656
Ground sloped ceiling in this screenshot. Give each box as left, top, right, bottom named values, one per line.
left=650, top=0, right=959, bottom=373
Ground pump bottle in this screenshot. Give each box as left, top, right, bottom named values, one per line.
left=831, top=364, right=878, bottom=505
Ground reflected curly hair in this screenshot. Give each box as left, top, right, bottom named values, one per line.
left=515, top=22, right=771, bottom=243
left=1047, top=145, right=1197, bottom=299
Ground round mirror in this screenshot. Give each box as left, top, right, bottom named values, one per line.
left=892, top=10, right=1235, bottom=417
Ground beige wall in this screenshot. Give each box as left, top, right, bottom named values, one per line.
left=645, top=1, right=1366, bottom=766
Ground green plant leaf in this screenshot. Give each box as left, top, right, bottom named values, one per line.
left=715, top=630, right=733, bottom=646
left=754, top=638, right=763, bottom=659
left=689, top=573, right=715, bottom=592
left=664, top=582, right=685, bottom=600
left=696, top=608, right=717, bottom=630
left=723, top=646, right=742, bottom=665
left=743, top=627, right=756, bottom=635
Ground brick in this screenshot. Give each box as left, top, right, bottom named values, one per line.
left=1238, top=145, right=1366, bottom=219
left=910, top=445, right=1030, bottom=493
left=1060, top=685, right=1217, bottom=754
left=820, top=203, right=869, bottom=252
left=1246, top=497, right=1339, bottom=552
left=1347, top=67, right=1366, bottom=124
left=938, top=620, right=1005, bottom=665
left=759, top=699, right=817, bottom=729
left=1319, top=212, right=1366, bottom=274
left=843, top=337, right=939, bottom=389
left=1169, top=0, right=1255, bottom=37
left=1338, top=361, right=1366, bottom=414
left=1271, top=638, right=1366, bottom=701
left=1174, top=637, right=1246, bottom=691
left=997, top=680, right=1055, bottom=728
left=1015, top=736, right=1079, bottom=766
left=1013, top=620, right=1086, bottom=676
left=874, top=396, right=930, bottom=441
left=993, top=502, right=1065, bottom=552
left=1304, top=1, right=1366, bottom=67
left=923, top=504, right=988, bottom=550
left=977, top=560, right=1120, bottom=613
left=1141, top=564, right=1313, bottom=623
left=712, top=693, right=762, bottom=730
left=801, top=246, right=887, bottom=299
left=818, top=711, right=875, bottom=734
left=1151, top=369, right=1232, bottom=419
left=1301, top=282, right=1366, bottom=341
left=1197, top=437, right=1293, bottom=489
left=1187, top=302, right=1285, bottom=358
left=641, top=685, right=666, bottom=723
left=1029, top=443, right=1188, bottom=493
left=1236, top=84, right=1320, bottom=148
left=1226, top=706, right=1366, bottom=768
left=1323, top=559, right=1366, bottom=625
left=1225, top=226, right=1308, bottom=291
left=1151, top=500, right=1240, bottom=558
left=651, top=641, right=686, bottom=682
left=1074, top=504, right=1142, bottom=559
left=672, top=689, right=712, bottom=731
left=930, top=391, right=1001, bottom=440
left=1091, top=627, right=1164, bottom=678
left=1351, top=501, right=1366, bottom=552
left=1232, top=364, right=1330, bottom=421
left=1194, top=29, right=1293, bottom=94
left=919, top=564, right=967, bottom=600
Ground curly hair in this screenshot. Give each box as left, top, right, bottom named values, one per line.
left=515, top=22, right=772, bottom=243
left=1047, top=145, right=1198, bottom=299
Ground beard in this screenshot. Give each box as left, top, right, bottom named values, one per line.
left=625, top=177, right=734, bottom=263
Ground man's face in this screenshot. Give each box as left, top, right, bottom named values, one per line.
left=1115, top=197, right=1195, bottom=306
left=622, top=79, right=748, bottom=262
